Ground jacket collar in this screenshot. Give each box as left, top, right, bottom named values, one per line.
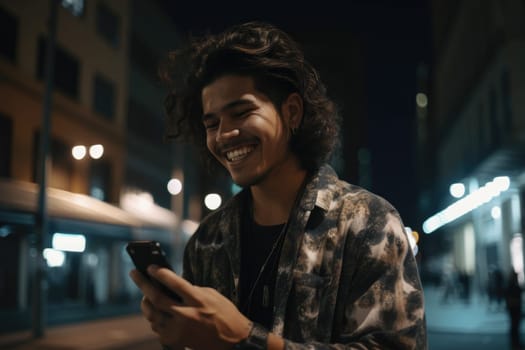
left=222, top=164, right=339, bottom=318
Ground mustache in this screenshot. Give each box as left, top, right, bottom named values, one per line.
left=215, top=137, right=258, bottom=154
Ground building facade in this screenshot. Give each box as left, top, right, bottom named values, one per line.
left=0, top=0, right=130, bottom=202
left=419, top=0, right=525, bottom=296
left=0, top=0, right=202, bottom=333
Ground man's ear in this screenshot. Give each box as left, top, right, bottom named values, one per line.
left=281, top=92, right=304, bottom=130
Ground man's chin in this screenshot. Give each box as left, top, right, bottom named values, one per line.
left=231, top=172, right=265, bottom=189
left=231, top=178, right=254, bottom=188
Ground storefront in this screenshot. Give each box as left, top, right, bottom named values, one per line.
left=422, top=172, right=525, bottom=297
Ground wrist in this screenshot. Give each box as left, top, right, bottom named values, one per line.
left=232, top=322, right=268, bottom=350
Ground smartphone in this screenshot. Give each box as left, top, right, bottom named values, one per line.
left=126, top=240, right=183, bottom=303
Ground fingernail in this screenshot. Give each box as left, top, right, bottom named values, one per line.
left=147, top=265, right=159, bottom=273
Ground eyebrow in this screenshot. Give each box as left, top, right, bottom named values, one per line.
left=201, top=99, right=256, bottom=121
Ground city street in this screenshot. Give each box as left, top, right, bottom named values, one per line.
left=0, top=313, right=520, bottom=350
left=2, top=331, right=515, bottom=350
left=128, top=333, right=514, bottom=350
left=0, top=285, right=520, bottom=349
left=429, top=331, right=511, bottom=350
left=113, top=338, right=162, bottom=350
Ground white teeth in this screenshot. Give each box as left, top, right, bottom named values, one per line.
left=226, top=146, right=254, bottom=162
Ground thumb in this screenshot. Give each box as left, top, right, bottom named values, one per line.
left=147, top=265, right=198, bottom=305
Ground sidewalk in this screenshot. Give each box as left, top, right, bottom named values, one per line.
left=0, top=314, right=156, bottom=350
left=0, top=287, right=515, bottom=349
left=423, top=285, right=510, bottom=334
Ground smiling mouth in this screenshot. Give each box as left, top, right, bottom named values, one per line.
left=225, top=145, right=256, bottom=162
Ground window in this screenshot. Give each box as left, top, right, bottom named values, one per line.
left=477, top=104, right=487, bottom=154
left=46, top=250, right=82, bottom=304
left=125, top=166, right=170, bottom=209
left=521, top=189, right=525, bottom=233
left=89, top=159, right=111, bottom=202
left=36, top=37, right=80, bottom=99
left=93, top=74, right=116, bottom=120
left=130, top=31, right=160, bottom=81
left=126, top=97, right=164, bottom=146
left=0, top=225, right=23, bottom=310
left=0, top=114, right=12, bottom=178
left=0, top=6, right=18, bottom=62
left=33, top=132, right=73, bottom=190
left=61, top=0, right=85, bottom=17
left=501, top=68, right=513, bottom=132
left=488, top=87, right=500, bottom=147
left=96, top=2, right=120, bottom=47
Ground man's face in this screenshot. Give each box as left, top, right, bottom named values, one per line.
left=201, top=75, right=293, bottom=187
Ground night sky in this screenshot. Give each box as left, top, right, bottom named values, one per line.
left=159, top=0, right=432, bottom=225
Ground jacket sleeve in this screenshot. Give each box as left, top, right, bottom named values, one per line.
left=181, top=229, right=199, bottom=284
left=284, top=202, right=427, bottom=349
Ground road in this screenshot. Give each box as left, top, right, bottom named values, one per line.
left=428, top=331, right=512, bottom=350
left=121, top=332, right=514, bottom=350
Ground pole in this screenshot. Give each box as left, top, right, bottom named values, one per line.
left=33, top=0, right=58, bottom=338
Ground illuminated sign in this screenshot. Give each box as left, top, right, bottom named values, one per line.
left=423, top=176, right=510, bottom=234
left=52, top=232, right=86, bottom=252
left=43, top=248, right=65, bottom=267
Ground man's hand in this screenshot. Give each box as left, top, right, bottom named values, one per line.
left=130, top=266, right=252, bottom=350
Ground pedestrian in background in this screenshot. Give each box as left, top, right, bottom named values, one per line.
left=440, top=259, right=458, bottom=303
left=505, top=271, right=523, bottom=350
left=488, top=265, right=504, bottom=312
left=130, top=21, right=427, bottom=349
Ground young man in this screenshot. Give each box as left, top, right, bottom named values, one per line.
left=130, top=21, right=427, bottom=349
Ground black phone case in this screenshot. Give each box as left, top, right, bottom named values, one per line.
left=126, top=240, right=183, bottom=303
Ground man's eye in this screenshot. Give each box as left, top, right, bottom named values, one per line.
left=204, top=121, right=219, bottom=130
left=234, top=109, right=253, bottom=118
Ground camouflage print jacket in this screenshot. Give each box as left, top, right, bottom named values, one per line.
left=183, top=164, right=427, bottom=349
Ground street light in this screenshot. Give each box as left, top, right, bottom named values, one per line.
left=71, top=145, right=86, bottom=159
left=416, top=92, right=428, bottom=108
left=71, top=144, right=105, bottom=200
left=449, top=183, right=465, bottom=198
left=491, top=206, right=501, bottom=220
left=89, top=144, right=104, bottom=159
left=71, top=144, right=104, bottom=160
left=204, top=193, right=222, bottom=210
left=167, top=178, right=182, bottom=195
left=423, top=176, right=511, bottom=234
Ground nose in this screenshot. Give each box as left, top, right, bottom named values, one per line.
left=216, top=122, right=240, bottom=143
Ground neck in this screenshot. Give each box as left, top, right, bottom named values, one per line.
left=250, top=158, right=307, bottom=226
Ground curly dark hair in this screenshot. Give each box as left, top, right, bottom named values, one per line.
left=161, top=21, right=340, bottom=172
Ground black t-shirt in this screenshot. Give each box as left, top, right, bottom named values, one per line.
left=240, top=219, right=285, bottom=329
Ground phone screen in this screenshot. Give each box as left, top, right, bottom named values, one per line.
left=126, top=240, right=183, bottom=303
